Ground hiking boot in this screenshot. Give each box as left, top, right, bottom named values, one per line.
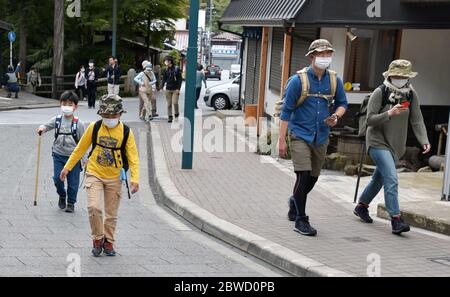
left=287, top=196, right=296, bottom=222
left=103, top=240, right=116, bottom=256
left=92, top=239, right=104, bottom=257
left=65, top=203, right=75, bottom=213
left=353, top=203, right=373, bottom=223
left=294, top=216, right=317, bottom=236
left=168, top=116, right=173, bottom=123
left=58, top=196, right=66, bottom=210
left=391, top=216, right=410, bottom=235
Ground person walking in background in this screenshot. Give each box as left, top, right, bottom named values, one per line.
left=161, top=56, right=182, bottom=123
left=27, top=67, right=42, bottom=94
left=353, top=60, right=431, bottom=235
left=134, top=61, right=157, bottom=122
left=86, top=59, right=100, bottom=109
left=106, top=57, right=121, bottom=95
left=137, top=60, right=149, bottom=119
left=195, top=64, right=207, bottom=109
left=75, top=65, right=87, bottom=101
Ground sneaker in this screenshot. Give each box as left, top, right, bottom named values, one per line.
left=287, top=196, right=296, bottom=222
left=103, top=240, right=116, bottom=256
left=174, top=113, right=180, bottom=118
left=65, top=203, right=75, bottom=213
left=152, top=111, right=159, bottom=117
left=58, top=196, right=66, bottom=210
left=168, top=116, right=173, bottom=123
left=353, top=203, right=373, bottom=223
left=92, top=239, right=104, bottom=257
left=294, top=216, right=317, bottom=236
left=391, top=216, right=410, bottom=235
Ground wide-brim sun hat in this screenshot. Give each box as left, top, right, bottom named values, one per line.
left=383, top=59, right=418, bottom=78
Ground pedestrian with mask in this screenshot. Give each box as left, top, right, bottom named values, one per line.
left=75, top=65, right=87, bottom=101
left=60, top=94, right=140, bottom=257
left=86, top=59, right=100, bottom=109
left=279, top=39, right=348, bottom=236
left=161, top=56, right=182, bottom=123
left=106, top=57, right=121, bottom=95
left=134, top=61, right=157, bottom=122
left=353, top=60, right=431, bottom=235
left=37, top=91, right=86, bottom=213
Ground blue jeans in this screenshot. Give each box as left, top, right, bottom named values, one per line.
left=359, top=148, right=400, bottom=217
left=52, top=153, right=81, bottom=204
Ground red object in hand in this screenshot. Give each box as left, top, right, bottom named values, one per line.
left=401, top=101, right=410, bottom=108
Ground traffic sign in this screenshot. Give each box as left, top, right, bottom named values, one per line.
left=8, top=31, right=16, bottom=43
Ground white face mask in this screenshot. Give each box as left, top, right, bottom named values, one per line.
left=81, top=68, right=85, bottom=72
left=391, top=78, right=409, bottom=89
left=61, top=106, right=74, bottom=116
left=89, top=63, right=94, bottom=67
left=103, top=118, right=119, bottom=128
left=314, top=56, right=332, bottom=69
left=164, top=61, right=169, bottom=66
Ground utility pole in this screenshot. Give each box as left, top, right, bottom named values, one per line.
left=442, top=111, right=450, bottom=201
left=207, top=0, right=214, bottom=65
left=112, top=0, right=117, bottom=57
left=181, top=0, right=200, bottom=169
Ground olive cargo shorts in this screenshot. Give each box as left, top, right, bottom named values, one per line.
left=290, top=134, right=328, bottom=177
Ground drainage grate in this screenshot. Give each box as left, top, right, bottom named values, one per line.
left=429, top=257, right=450, bottom=267
left=343, top=237, right=370, bottom=243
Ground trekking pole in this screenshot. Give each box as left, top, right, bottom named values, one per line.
left=353, top=139, right=366, bottom=204
left=120, top=168, right=131, bottom=199
left=34, top=134, right=42, bottom=206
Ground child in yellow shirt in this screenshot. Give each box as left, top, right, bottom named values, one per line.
left=60, top=94, right=139, bottom=257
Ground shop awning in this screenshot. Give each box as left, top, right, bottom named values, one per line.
left=295, top=0, right=450, bottom=29
left=220, top=0, right=306, bottom=27
left=0, top=20, right=13, bottom=31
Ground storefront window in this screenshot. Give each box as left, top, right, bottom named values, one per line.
left=344, top=29, right=400, bottom=92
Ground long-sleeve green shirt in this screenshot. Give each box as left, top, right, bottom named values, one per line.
left=366, top=87, right=429, bottom=161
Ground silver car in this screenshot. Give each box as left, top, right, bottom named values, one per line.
left=204, top=76, right=241, bottom=110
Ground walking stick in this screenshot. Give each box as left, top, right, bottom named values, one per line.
left=34, top=135, right=42, bottom=206
left=353, top=139, right=366, bottom=204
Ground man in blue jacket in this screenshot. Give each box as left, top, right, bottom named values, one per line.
left=106, top=57, right=121, bottom=96
left=278, top=39, right=348, bottom=236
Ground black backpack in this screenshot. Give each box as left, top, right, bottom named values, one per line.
left=88, top=120, right=130, bottom=171
left=357, top=84, right=413, bottom=137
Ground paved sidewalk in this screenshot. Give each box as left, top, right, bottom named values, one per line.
left=0, top=89, right=59, bottom=111
left=153, top=115, right=450, bottom=277
left=0, top=122, right=278, bottom=277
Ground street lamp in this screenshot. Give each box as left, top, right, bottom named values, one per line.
left=181, top=0, right=200, bottom=170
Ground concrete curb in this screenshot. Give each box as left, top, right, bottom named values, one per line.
left=0, top=103, right=60, bottom=111
left=377, top=203, right=450, bottom=236
left=149, top=122, right=353, bottom=277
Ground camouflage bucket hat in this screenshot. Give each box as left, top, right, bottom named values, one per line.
left=97, top=94, right=127, bottom=115
left=383, top=59, right=418, bottom=78
left=305, top=39, right=335, bottom=57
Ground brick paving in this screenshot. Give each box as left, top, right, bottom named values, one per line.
left=156, top=115, right=450, bottom=277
